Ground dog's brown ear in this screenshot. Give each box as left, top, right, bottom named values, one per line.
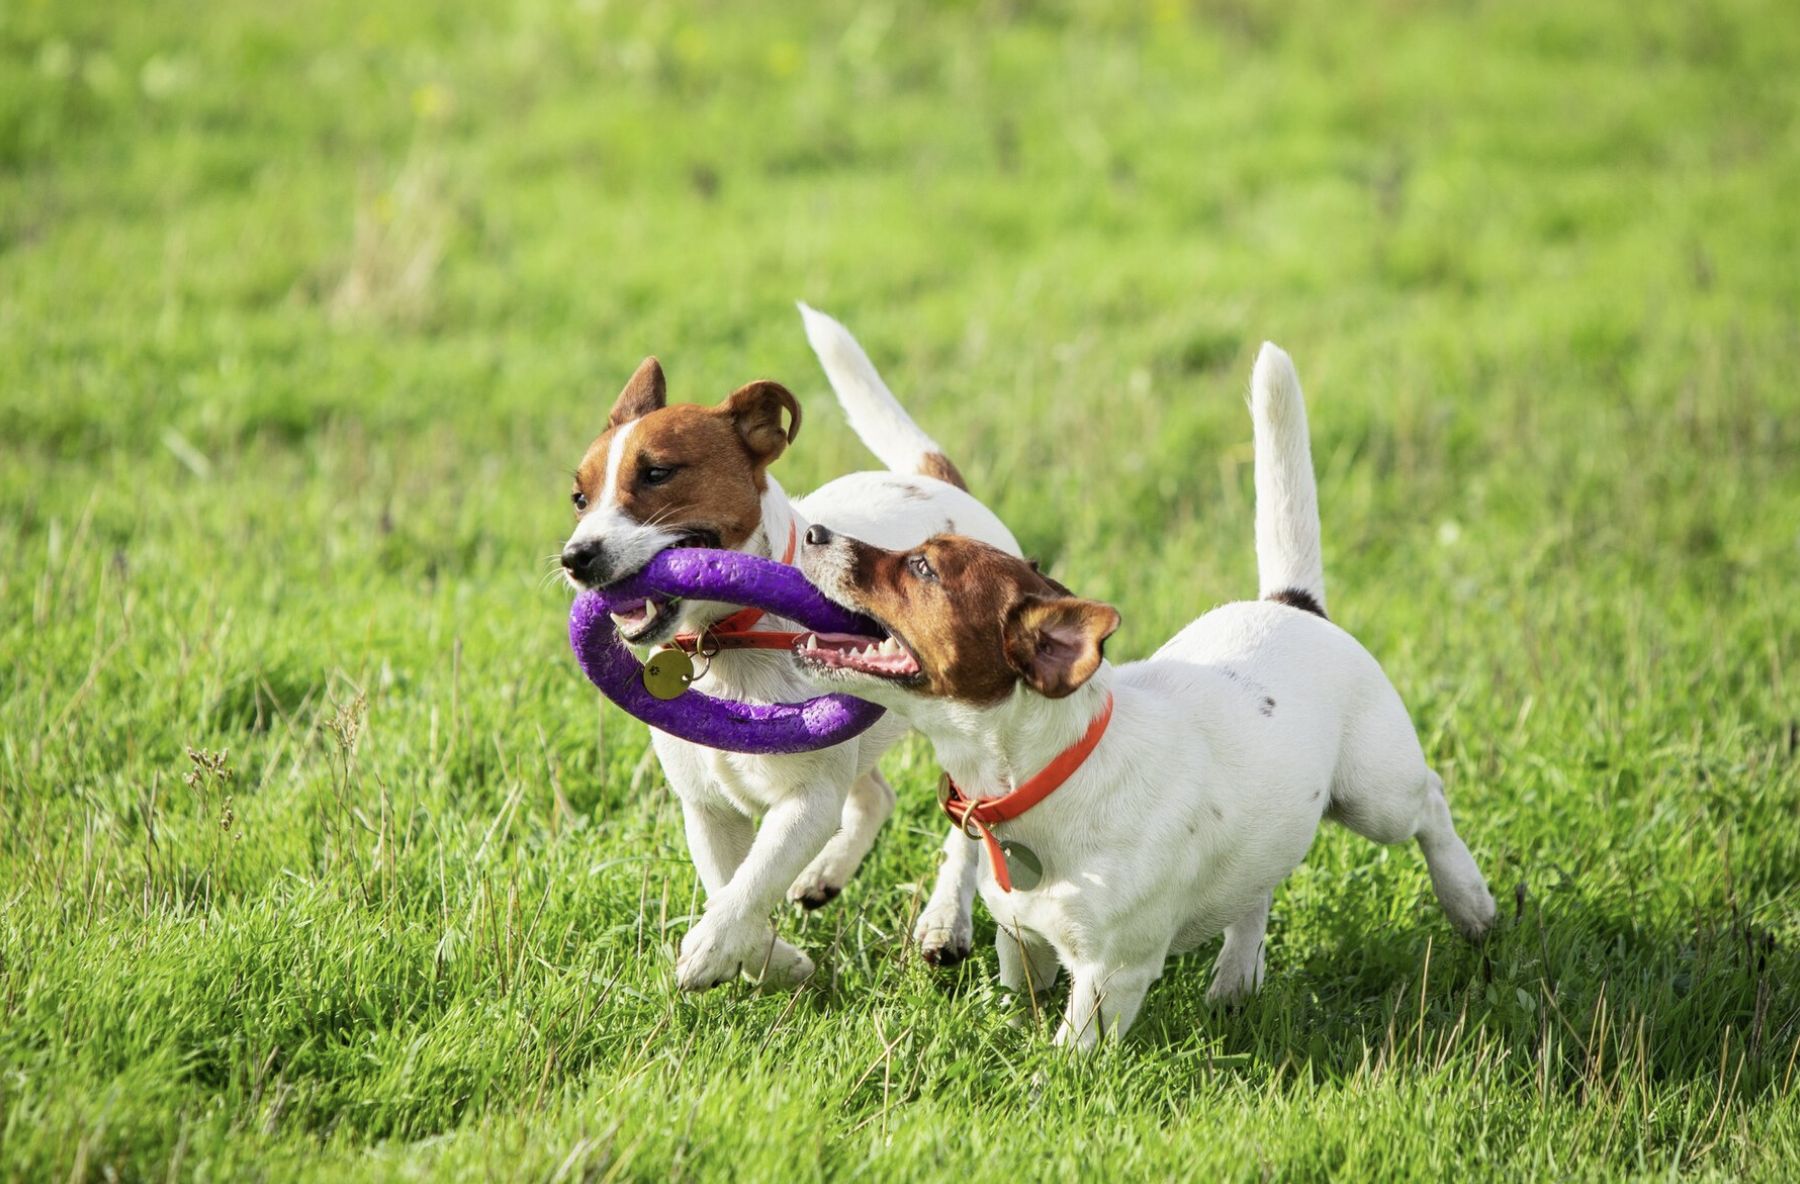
left=608, top=357, right=667, bottom=428
left=723, top=380, right=802, bottom=466
left=1002, top=595, right=1120, bottom=699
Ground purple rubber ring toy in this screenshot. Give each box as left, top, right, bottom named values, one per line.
left=568, top=547, right=888, bottom=755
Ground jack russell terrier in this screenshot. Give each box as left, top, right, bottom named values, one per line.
left=560, top=306, right=1018, bottom=991
left=793, top=343, right=1498, bottom=1048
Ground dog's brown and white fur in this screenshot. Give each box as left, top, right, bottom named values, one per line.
left=794, top=344, right=1497, bottom=1047
left=561, top=306, right=1018, bottom=991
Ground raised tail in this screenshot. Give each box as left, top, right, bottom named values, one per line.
left=797, top=302, right=968, bottom=490
left=1251, top=343, right=1327, bottom=618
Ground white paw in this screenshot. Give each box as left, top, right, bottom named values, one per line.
left=1206, top=951, right=1265, bottom=1007
left=751, top=938, right=816, bottom=988
left=1001, top=992, right=1054, bottom=1031
left=676, top=916, right=815, bottom=991
left=1205, top=971, right=1260, bottom=1007
left=1052, top=1019, right=1103, bottom=1054
left=914, top=907, right=973, bottom=968
left=1447, top=882, right=1499, bottom=943
left=786, top=853, right=849, bottom=911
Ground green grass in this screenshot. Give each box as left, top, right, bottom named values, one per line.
left=3, top=0, right=1799, bottom=1178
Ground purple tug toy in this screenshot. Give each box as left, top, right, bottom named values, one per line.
left=569, top=547, right=888, bottom=755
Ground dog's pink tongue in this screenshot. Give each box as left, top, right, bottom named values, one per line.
left=606, top=599, right=658, bottom=629
left=859, top=650, right=921, bottom=676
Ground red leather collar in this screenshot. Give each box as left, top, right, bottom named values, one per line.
left=671, top=521, right=802, bottom=653
left=938, top=692, right=1115, bottom=892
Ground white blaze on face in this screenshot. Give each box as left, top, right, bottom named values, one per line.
left=562, top=420, right=681, bottom=583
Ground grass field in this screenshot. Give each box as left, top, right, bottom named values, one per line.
left=4, top=0, right=1799, bottom=1179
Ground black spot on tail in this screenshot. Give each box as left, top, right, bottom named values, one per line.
left=1267, top=588, right=1327, bottom=620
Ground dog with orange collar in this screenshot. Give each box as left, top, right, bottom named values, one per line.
left=560, top=305, right=1018, bottom=991
left=793, top=344, right=1497, bottom=1048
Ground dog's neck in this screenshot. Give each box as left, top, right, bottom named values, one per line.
left=755, top=476, right=806, bottom=562
left=907, top=667, right=1116, bottom=799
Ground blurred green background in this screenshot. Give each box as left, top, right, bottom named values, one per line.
left=2, top=1, right=1797, bottom=1180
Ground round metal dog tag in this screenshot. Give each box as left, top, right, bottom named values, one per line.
left=642, top=647, right=695, bottom=700
left=1000, top=841, right=1044, bottom=892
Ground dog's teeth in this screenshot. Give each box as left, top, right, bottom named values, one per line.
left=642, top=600, right=659, bottom=624
left=878, top=638, right=900, bottom=656
left=609, top=613, right=633, bottom=630
left=804, top=634, right=819, bottom=650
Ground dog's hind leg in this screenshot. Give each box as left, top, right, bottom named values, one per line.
left=787, top=769, right=896, bottom=910
left=1206, top=889, right=1271, bottom=1006
left=1332, top=762, right=1497, bottom=945
left=1338, top=776, right=1496, bottom=944
left=1410, top=771, right=1498, bottom=942
left=1330, top=694, right=1497, bottom=943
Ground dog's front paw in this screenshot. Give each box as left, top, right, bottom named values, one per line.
left=786, top=871, right=843, bottom=912
left=675, top=918, right=745, bottom=992
left=677, top=917, right=814, bottom=991
left=751, top=938, right=816, bottom=988
left=1206, top=944, right=1265, bottom=1008
left=1204, top=973, right=1260, bottom=1009
left=914, top=909, right=973, bottom=968
left=1001, top=992, right=1052, bottom=1031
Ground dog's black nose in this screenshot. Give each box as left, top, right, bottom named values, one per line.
left=561, top=540, right=605, bottom=584
left=804, top=524, right=834, bottom=547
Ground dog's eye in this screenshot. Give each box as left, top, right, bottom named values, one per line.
left=571, top=490, right=588, bottom=512
left=643, top=466, right=676, bottom=486
left=908, top=554, right=936, bottom=581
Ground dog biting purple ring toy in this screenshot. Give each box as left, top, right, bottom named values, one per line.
left=568, top=547, right=888, bottom=755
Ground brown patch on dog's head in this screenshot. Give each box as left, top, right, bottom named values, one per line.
left=804, top=533, right=1119, bottom=704
left=570, top=367, right=803, bottom=554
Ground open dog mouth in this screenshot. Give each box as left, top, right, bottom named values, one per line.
left=793, top=630, right=923, bottom=680
left=601, top=532, right=719, bottom=642
left=606, top=596, right=679, bottom=644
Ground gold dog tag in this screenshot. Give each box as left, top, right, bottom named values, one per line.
left=1000, top=841, right=1044, bottom=892
left=642, top=647, right=695, bottom=700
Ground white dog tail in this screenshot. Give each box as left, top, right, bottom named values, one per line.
left=798, top=302, right=968, bottom=490
left=1251, top=342, right=1327, bottom=618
